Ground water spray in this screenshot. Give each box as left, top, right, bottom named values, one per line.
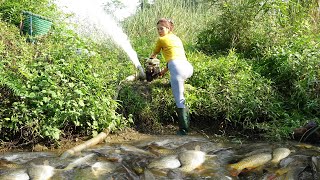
left=54, top=0, right=145, bottom=79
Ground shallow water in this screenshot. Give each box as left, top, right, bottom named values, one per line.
left=0, top=135, right=319, bottom=179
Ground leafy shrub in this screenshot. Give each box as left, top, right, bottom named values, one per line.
left=0, top=19, right=133, bottom=142
left=117, top=81, right=176, bottom=134
left=0, top=0, right=57, bottom=26
left=196, top=0, right=317, bottom=56
left=187, top=50, right=280, bottom=131
left=256, top=34, right=320, bottom=116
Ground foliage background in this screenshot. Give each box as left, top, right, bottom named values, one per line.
left=0, top=0, right=319, bottom=145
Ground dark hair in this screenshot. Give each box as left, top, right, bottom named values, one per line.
left=157, top=18, right=174, bottom=31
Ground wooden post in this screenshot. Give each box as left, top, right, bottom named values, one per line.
left=60, top=129, right=110, bottom=159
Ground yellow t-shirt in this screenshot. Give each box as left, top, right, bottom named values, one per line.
left=153, top=33, right=187, bottom=62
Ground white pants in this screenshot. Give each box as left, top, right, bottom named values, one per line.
left=168, top=59, right=193, bottom=108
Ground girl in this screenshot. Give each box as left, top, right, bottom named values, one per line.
left=150, top=18, right=193, bottom=135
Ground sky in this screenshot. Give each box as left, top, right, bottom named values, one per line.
left=108, top=0, right=155, bottom=20
left=55, top=0, right=141, bottom=21
left=113, top=0, right=140, bottom=20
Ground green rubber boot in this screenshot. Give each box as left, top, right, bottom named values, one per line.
left=176, top=108, right=190, bottom=135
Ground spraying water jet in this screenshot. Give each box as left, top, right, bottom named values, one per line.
left=54, top=0, right=146, bottom=79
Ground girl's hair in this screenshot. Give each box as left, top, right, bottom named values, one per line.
left=157, top=18, right=174, bottom=31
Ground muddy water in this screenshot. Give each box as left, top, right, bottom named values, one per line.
left=0, top=135, right=319, bottom=180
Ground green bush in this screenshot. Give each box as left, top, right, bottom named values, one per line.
left=0, top=0, right=57, bottom=26
left=196, top=0, right=317, bottom=56
left=117, top=80, right=176, bottom=134
left=187, top=51, right=280, bottom=130
left=0, top=19, right=133, bottom=142
left=256, top=34, right=320, bottom=116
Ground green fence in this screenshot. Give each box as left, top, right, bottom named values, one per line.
left=20, top=11, right=52, bottom=37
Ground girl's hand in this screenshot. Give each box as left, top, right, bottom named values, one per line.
left=159, top=68, right=168, bottom=77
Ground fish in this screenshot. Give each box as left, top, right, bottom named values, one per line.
left=284, top=166, right=307, bottom=180
left=148, top=145, right=175, bottom=155
left=312, top=156, right=320, bottom=180
left=228, top=153, right=272, bottom=176
left=179, top=141, right=224, bottom=153
left=142, top=169, right=156, bottom=180
left=0, top=159, right=23, bottom=169
left=279, top=155, right=309, bottom=168
left=71, top=167, right=99, bottom=180
left=149, top=141, right=221, bottom=155
left=91, top=161, right=117, bottom=177
left=0, top=152, right=55, bottom=164
left=147, top=155, right=181, bottom=169
left=271, top=148, right=291, bottom=164
left=178, top=150, right=207, bottom=173
left=64, top=153, right=97, bottom=170
left=0, top=169, right=29, bottom=180
left=27, top=163, right=55, bottom=180
left=119, top=144, right=156, bottom=157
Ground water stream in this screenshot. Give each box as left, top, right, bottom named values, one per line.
left=54, top=0, right=145, bottom=76
left=0, top=135, right=319, bottom=179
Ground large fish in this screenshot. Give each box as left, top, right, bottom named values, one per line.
left=0, top=152, right=55, bottom=164
left=312, top=156, right=320, bottom=180
left=27, top=163, right=55, bottom=180
left=0, top=169, right=29, bottom=180
left=178, top=150, right=207, bottom=172
left=147, top=155, right=181, bottom=169
left=228, top=153, right=272, bottom=176
left=149, top=141, right=222, bottom=155
left=0, top=159, right=23, bottom=169
left=91, top=161, right=117, bottom=177
left=64, top=153, right=97, bottom=170
left=119, top=144, right=157, bottom=157
left=271, top=147, right=291, bottom=164
left=284, top=166, right=307, bottom=180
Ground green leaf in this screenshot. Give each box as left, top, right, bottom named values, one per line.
left=43, top=97, right=50, bottom=103
left=79, top=99, right=85, bottom=107
left=68, top=82, right=75, bottom=88
left=74, top=89, right=83, bottom=96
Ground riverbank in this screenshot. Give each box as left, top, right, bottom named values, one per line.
left=0, top=123, right=231, bottom=154
left=0, top=128, right=158, bottom=154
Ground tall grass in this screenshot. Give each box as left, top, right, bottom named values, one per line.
left=122, top=0, right=218, bottom=57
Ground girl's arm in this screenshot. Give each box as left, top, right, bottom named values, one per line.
left=150, top=53, right=157, bottom=59
left=151, top=38, right=162, bottom=59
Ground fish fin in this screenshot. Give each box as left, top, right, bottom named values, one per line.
left=229, top=169, right=242, bottom=177
left=195, top=165, right=205, bottom=171
left=270, top=159, right=277, bottom=164
left=265, top=174, right=277, bottom=180
left=227, top=164, right=242, bottom=177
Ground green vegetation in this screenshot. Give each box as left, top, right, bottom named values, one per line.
left=1, top=0, right=320, bottom=146
left=0, top=0, right=133, bottom=145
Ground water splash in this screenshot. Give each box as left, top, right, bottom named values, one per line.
left=54, top=0, right=144, bottom=76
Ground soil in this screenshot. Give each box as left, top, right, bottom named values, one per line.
left=0, top=128, right=163, bottom=154
left=0, top=123, right=224, bottom=154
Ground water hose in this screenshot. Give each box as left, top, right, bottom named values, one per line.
left=137, top=65, right=146, bottom=80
